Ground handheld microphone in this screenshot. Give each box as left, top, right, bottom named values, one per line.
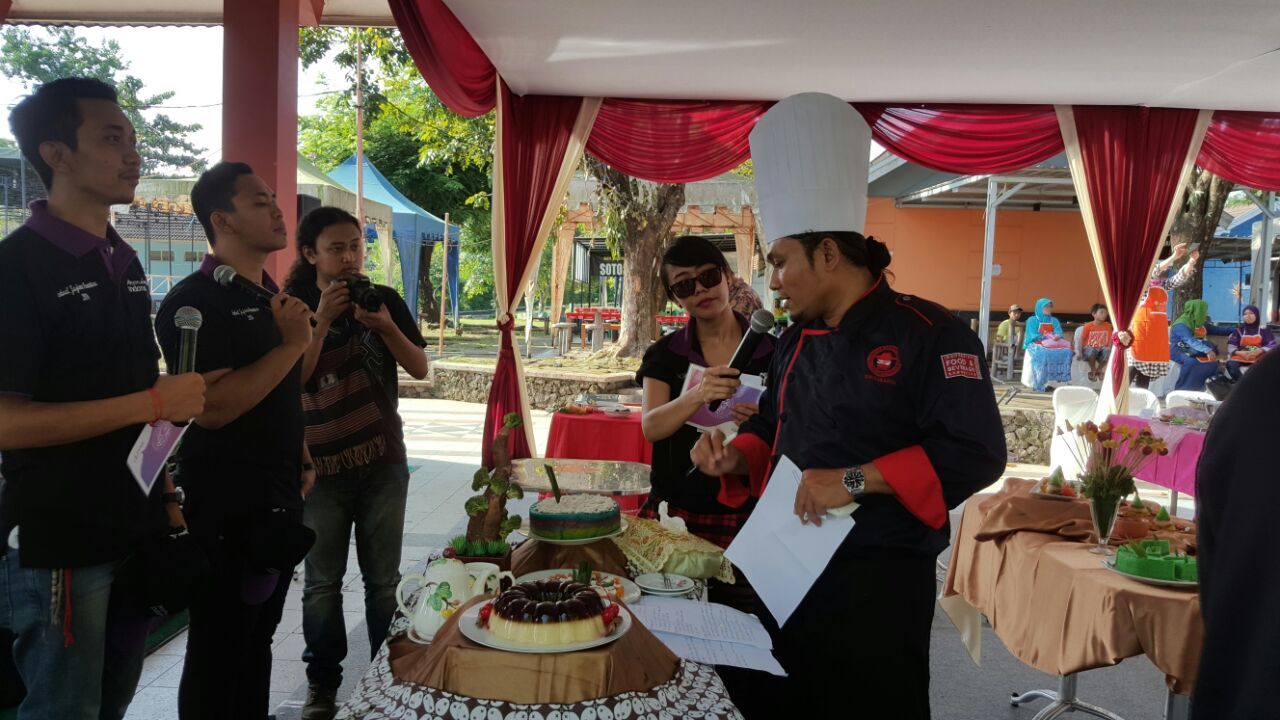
left=172, top=306, right=202, bottom=427
left=213, top=264, right=275, bottom=303
left=708, top=309, right=776, bottom=412
left=173, top=306, right=202, bottom=374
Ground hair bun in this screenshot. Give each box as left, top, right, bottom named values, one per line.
left=866, top=236, right=892, bottom=272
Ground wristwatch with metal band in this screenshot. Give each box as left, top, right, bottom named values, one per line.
left=842, top=465, right=866, bottom=498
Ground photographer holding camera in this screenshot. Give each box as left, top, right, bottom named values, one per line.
left=284, top=206, right=428, bottom=720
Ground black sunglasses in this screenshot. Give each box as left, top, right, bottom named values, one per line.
left=669, top=267, right=724, bottom=299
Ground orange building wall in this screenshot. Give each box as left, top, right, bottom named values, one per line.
left=863, top=197, right=1106, bottom=315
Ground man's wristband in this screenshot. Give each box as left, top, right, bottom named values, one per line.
left=146, top=388, right=163, bottom=423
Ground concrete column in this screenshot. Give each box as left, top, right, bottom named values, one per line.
left=223, top=0, right=300, bottom=281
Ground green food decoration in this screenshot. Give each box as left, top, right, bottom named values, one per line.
left=545, top=464, right=563, bottom=503
left=573, top=560, right=594, bottom=586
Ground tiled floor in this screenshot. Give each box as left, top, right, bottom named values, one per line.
left=124, top=399, right=553, bottom=719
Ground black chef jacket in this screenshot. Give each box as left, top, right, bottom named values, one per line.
left=725, top=276, right=1006, bottom=557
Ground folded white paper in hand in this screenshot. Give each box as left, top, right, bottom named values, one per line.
left=658, top=501, right=688, bottom=534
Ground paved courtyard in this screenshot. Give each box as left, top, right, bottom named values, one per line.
left=123, top=398, right=1191, bottom=720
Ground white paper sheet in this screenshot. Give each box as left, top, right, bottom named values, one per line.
left=652, top=632, right=787, bottom=676
left=127, top=421, right=188, bottom=497
left=628, top=595, right=773, bottom=648
left=725, top=455, right=856, bottom=626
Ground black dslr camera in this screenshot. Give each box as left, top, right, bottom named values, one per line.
left=342, top=275, right=384, bottom=312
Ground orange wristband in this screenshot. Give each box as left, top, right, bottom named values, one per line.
left=146, top=388, right=163, bottom=423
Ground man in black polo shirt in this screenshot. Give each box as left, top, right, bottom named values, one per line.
left=0, top=78, right=205, bottom=720
left=155, top=162, right=316, bottom=720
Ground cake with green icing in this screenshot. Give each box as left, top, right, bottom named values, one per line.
left=1114, top=539, right=1197, bottom=582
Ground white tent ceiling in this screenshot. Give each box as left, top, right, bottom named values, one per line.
left=9, top=0, right=1280, bottom=110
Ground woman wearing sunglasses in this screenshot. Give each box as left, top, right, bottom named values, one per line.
left=636, top=235, right=775, bottom=549
left=635, top=235, right=776, bottom=714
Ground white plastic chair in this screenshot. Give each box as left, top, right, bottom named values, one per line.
left=1050, top=387, right=1099, bottom=480
left=1146, top=362, right=1181, bottom=399
left=1165, top=390, right=1215, bottom=409
left=1127, top=388, right=1161, bottom=417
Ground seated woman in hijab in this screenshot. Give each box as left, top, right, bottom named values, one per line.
left=1022, top=297, right=1074, bottom=392
left=1170, top=299, right=1231, bottom=391
left=1225, top=304, right=1276, bottom=382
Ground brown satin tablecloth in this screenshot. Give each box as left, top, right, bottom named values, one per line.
left=942, top=479, right=1203, bottom=693
left=388, top=595, right=679, bottom=705
left=509, top=537, right=631, bottom=578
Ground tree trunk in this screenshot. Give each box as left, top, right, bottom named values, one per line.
left=1169, top=169, right=1234, bottom=318
left=418, top=241, right=441, bottom=323
left=587, top=159, right=686, bottom=358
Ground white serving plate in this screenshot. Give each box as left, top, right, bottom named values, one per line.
left=633, top=572, right=696, bottom=595
left=1101, top=560, right=1198, bottom=590
left=458, top=602, right=631, bottom=654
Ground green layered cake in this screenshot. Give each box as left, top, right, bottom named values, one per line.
left=530, top=494, right=621, bottom=540
left=1115, top=540, right=1198, bottom=582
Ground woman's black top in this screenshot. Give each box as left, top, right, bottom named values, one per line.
left=635, top=313, right=775, bottom=514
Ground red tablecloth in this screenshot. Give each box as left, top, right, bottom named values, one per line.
left=546, top=411, right=652, bottom=463
left=545, top=411, right=651, bottom=511
left=1108, top=415, right=1206, bottom=497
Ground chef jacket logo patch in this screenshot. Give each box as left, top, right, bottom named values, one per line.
left=867, top=345, right=902, bottom=378
left=941, top=353, right=982, bottom=380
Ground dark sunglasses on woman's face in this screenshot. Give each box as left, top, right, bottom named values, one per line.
left=669, top=267, right=724, bottom=299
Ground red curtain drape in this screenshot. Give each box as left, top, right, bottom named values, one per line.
left=586, top=99, right=771, bottom=183
left=1070, top=106, right=1204, bottom=392
left=857, top=104, right=1064, bottom=175
left=1198, top=111, right=1280, bottom=191
left=388, top=0, right=496, bottom=117
left=482, top=83, right=587, bottom=466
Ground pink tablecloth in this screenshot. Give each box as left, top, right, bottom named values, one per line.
left=1108, top=415, right=1206, bottom=497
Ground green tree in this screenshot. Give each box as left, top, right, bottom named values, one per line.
left=1, top=27, right=206, bottom=174
left=1169, top=169, right=1235, bottom=317
left=298, top=27, right=495, bottom=316
left=587, top=157, right=686, bottom=357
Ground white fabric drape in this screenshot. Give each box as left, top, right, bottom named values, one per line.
left=491, top=93, right=602, bottom=452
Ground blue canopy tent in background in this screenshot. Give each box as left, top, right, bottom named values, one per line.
left=329, top=156, right=460, bottom=324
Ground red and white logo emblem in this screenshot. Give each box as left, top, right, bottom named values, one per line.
left=941, top=353, right=982, bottom=380
left=867, top=345, right=902, bottom=378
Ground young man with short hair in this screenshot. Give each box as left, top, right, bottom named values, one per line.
left=0, top=78, right=205, bottom=720
left=995, top=303, right=1023, bottom=345
left=155, top=162, right=316, bottom=720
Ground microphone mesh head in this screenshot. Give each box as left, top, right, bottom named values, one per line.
left=174, top=305, right=203, bottom=331
left=749, top=309, right=775, bottom=334
left=212, top=264, right=237, bottom=286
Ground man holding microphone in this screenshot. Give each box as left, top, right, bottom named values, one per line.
left=156, top=161, right=316, bottom=720
left=0, top=78, right=205, bottom=720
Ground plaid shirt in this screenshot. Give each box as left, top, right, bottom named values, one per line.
left=637, top=496, right=750, bottom=549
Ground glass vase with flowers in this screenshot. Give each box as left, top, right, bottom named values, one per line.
left=1060, top=420, right=1169, bottom=555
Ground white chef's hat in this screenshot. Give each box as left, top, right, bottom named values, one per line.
left=749, top=92, right=871, bottom=246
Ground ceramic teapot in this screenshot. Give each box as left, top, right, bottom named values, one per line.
left=395, top=558, right=517, bottom=642
left=395, top=558, right=473, bottom=642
